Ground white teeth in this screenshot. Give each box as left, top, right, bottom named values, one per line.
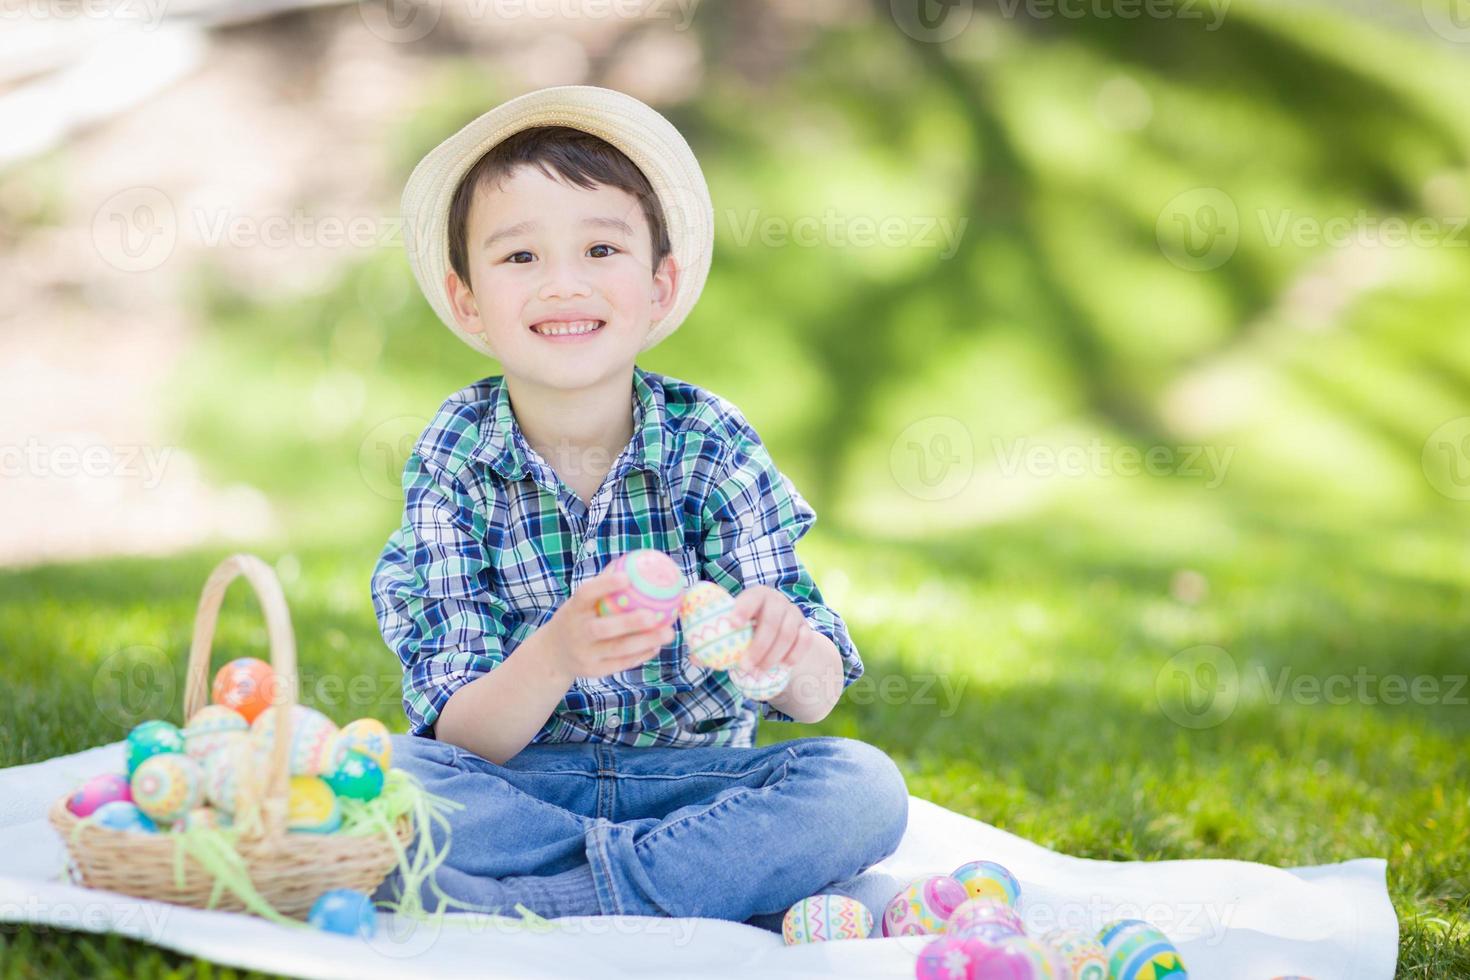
left=533, top=319, right=603, bottom=336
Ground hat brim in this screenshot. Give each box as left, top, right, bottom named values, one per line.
left=400, top=85, right=713, bottom=359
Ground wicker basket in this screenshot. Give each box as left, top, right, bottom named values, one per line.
left=48, top=553, right=413, bottom=919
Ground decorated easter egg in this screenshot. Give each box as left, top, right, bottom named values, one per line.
left=336, top=718, right=392, bottom=771
left=680, top=581, right=752, bottom=670
left=91, top=800, right=157, bottom=833
left=287, top=776, right=341, bottom=833
left=250, top=704, right=341, bottom=777
left=883, top=874, right=969, bottom=937
left=67, top=773, right=132, bottom=817
left=183, top=705, right=249, bottom=762
left=729, top=659, right=792, bottom=701
left=131, top=753, right=203, bottom=824
left=597, top=549, right=685, bottom=627
left=958, top=922, right=1024, bottom=946
left=1041, top=928, right=1108, bottom=980
left=1099, top=919, right=1189, bottom=980
left=324, top=749, right=384, bottom=801
left=211, top=657, right=277, bottom=724
left=952, top=860, right=1022, bottom=906
left=126, top=720, right=184, bottom=775
left=979, top=935, right=1068, bottom=979
left=308, top=888, right=377, bottom=937
left=203, top=734, right=263, bottom=816
left=915, top=934, right=992, bottom=980
left=781, top=894, right=874, bottom=944
left=947, top=896, right=1024, bottom=938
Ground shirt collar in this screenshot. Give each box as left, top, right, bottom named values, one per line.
left=475, top=366, right=666, bottom=483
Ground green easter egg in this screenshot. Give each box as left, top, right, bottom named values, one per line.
left=126, top=720, right=185, bottom=775
left=324, top=749, right=384, bottom=801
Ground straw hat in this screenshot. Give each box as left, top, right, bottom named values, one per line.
left=400, top=85, right=713, bottom=359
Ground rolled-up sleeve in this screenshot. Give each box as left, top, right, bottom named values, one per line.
left=697, top=426, right=863, bottom=722
left=370, top=450, right=515, bottom=738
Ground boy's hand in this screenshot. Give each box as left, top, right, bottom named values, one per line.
left=540, top=565, right=676, bottom=681
left=731, top=585, right=816, bottom=675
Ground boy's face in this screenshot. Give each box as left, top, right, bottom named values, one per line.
left=446, top=165, right=678, bottom=390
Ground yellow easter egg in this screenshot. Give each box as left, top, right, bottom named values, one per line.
left=131, top=753, right=204, bottom=824
left=287, top=776, right=341, bottom=833
left=336, top=718, right=392, bottom=771
left=680, top=581, right=751, bottom=670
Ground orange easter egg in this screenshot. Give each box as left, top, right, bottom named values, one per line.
left=211, top=657, right=277, bottom=724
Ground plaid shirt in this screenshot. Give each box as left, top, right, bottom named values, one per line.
left=371, top=366, right=863, bottom=748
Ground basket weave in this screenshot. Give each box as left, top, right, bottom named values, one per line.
left=48, top=553, right=413, bottom=919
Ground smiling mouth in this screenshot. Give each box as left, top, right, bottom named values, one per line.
left=530, top=319, right=605, bottom=337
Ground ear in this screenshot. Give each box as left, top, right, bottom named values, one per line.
left=648, top=254, right=680, bottom=325
left=445, top=269, right=485, bottom=334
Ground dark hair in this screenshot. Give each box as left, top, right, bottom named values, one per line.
left=446, top=125, right=672, bottom=287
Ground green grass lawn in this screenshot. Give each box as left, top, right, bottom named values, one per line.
left=3, top=511, right=1467, bottom=976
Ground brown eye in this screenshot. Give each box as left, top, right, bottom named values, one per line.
left=506, top=251, right=532, bottom=264
left=589, top=244, right=617, bottom=258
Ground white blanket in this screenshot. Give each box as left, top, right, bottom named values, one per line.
left=0, top=741, right=1398, bottom=979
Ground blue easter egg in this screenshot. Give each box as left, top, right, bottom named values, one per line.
left=126, top=720, right=184, bottom=775
left=1099, top=918, right=1190, bottom=980
left=324, top=749, right=384, bottom=801
left=92, top=800, right=158, bottom=833
left=308, top=889, right=377, bottom=937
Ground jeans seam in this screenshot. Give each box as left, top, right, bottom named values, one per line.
left=595, top=768, right=781, bottom=781
left=590, top=823, right=623, bottom=915
left=633, top=758, right=794, bottom=851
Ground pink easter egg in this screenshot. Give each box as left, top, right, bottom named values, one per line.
left=67, top=773, right=132, bottom=817
left=916, top=934, right=992, bottom=980
left=883, top=874, right=970, bottom=937
left=596, top=549, right=685, bottom=627
left=975, top=935, right=1067, bottom=979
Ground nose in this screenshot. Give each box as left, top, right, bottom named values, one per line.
left=537, top=252, right=593, bottom=301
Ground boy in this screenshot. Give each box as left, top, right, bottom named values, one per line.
left=371, top=85, right=908, bottom=929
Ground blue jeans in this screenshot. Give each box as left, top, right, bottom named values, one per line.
left=372, top=734, right=910, bottom=931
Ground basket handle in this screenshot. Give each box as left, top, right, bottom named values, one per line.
left=183, top=554, right=297, bottom=840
